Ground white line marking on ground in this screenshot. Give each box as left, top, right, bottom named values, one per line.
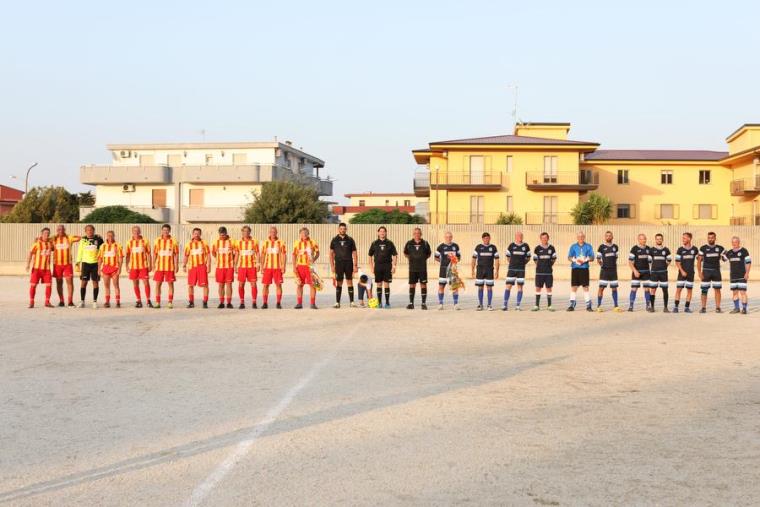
left=183, top=312, right=370, bottom=507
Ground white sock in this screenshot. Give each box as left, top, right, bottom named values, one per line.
left=569, top=292, right=577, bottom=302
left=584, top=290, right=590, bottom=303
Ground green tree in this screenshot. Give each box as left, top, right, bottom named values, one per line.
left=244, top=181, right=329, bottom=223
left=77, top=191, right=95, bottom=206
left=2, top=186, right=80, bottom=223
left=81, top=205, right=157, bottom=223
left=571, top=192, right=613, bottom=225
left=349, top=208, right=426, bottom=224
left=495, top=212, right=523, bottom=225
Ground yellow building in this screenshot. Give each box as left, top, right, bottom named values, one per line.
left=413, top=122, right=760, bottom=226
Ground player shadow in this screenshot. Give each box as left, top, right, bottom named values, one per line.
left=0, top=355, right=566, bottom=503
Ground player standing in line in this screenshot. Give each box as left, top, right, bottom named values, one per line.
left=236, top=225, right=259, bottom=309
left=697, top=231, right=725, bottom=313
left=404, top=227, right=432, bottom=310
left=260, top=226, right=287, bottom=309
left=52, top=225, right=80, bottom=307
left=76, top=224, right=104, bottom=309
left=567, top=231, right=594, bottom=312
left=627, top=233, right=652, bottom=312
left=330, top=223, right=358, bottom=308
left=97, top=230, right=123, bottom=308
left=183, top=227, right=210, bottom=309
left=532, top=232, right=557, bottom=311
left=212, top=226, right=235, bottom=309
left=502, top=231, right=530, bottom=311
left=648, top=233, right=672, bottom=312
left=595, top=230, right=621, bottom=312
left=26, top=227, right=53, bottom=308
left=472, top=232, right=499, bottom=311
left=125, top=225, right=152, bottom=308
left=673, top=232, right=698, bottom=313
left=292, top=227, right=320, bottom=309
left=434, top=231, right=461, bottom=310
left=724, top=236, right=751, bottom=314
left=152, top=224, right=179, bottom=309
left=368, top=226, right=398, bottom=308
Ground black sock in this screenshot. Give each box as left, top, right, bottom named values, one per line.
left=674, top=300, right=680, bottom=308
left=384, top=287, right=390, bottom=305
left=336, top=285, right=342, bottom=303
left=93, top=287, right=99, bottom=302
left=662, top=288, right=669, bottom=307
left=347, top=286, right=354, bottom=303
left=650, top=294, right=655, bottom=307
left=409, top=287, right=415, bottom=303
left=685, top=300, right=691, bottom=308
left=80, top=286, right=86, bottom=301
left=547, top=295, right=552, bottom=306
left=535, top=294, right=541, bottom=306
left=376, top=287, right=382, bottom=301
left=421, top=287, right=427, bottom=304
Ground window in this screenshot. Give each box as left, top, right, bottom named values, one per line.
left=543, top=196, right=558, bottom=223
left=694, top=204, right=717, bottom=220
left=506, top=195, right=513, bottom=213
left=656, top=204, right=679, bottom=220
left=506, top=156, right=513, bottom=173
left=358, top=200, right=366, bottom=207
left=385, top=200, right=390, bottom=206
left=617, top=169, right=629, bottom=184
left=661, top=170, right=673, bottom=184
left=616, top=204, right=634, bottom=219
left=403, top=199, right=411, bottom=206
left=189, top=188, right=204, bottom=207
left=699, top=170, right=711, bottom=184
left=469, top=156, right=485, bottom=184
left=543, top=156, right=558, bottom=183
left=470, top=195, right=484, bottom=223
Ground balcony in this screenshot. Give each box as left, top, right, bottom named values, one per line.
left=524, top=212, right=574, bottom=225
left=80, top=165, right=172, bottom=184
left=525, top=171, right=599, bottom=191
left=431, top=171, right=506, bottom=190
left=181, top=206, right=247, bottom=223
left=730, top=176, right=760, bottom=196
left=79, top=205, right=171, bottom=222
left=413, top=171, right=430, bottom=197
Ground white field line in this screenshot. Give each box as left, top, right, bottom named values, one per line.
left=183, top=312, right=370, bottom=507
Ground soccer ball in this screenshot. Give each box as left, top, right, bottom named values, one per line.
left=368, top=298, right=380, bottom=308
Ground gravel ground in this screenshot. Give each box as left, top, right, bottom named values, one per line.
left=1, top=276, right=759, bottom=506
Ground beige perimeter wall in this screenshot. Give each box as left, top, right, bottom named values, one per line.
left=1, top=223, right=757, bottom=279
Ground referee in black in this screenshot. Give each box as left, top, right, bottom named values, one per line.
left=329, top=222, right=358, bottom=308
left=403, top=227, right=432, bottom=310
left=368, top=226, right=398, bottom=308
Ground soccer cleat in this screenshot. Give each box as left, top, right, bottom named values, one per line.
left=92, top=302, right=98, bottom=309
left=167, top=302, right=173, bottom=309
left=715, top=307, right=722, bottom=313
left=486, top=305, right=493, bottom=311
left=294, top=303, right=303, bottom=309
left=153, top=303, right=161, bottom=309
left=476, top=305, right=483, bottom=311
left=187, top=302, right=195, bottom=309
left=276, top=303, right=282, bottom=309
left=566, top=306, right=574, bottom=312
left=684, top=307, right=693, bottom=313
left=77, top=301, right=85, bottom=308
left=663, top=307, right=670, bottom=313
left=58, top=301, right=65, bottom=307
left=333, top=302, right=340, bottom=309
left=104, top=302, right=110, bottom=308
left=239, top=304, right=245, bottom=309
left=596, top=307, right=604, bottom=313
left=67, top=302, right=75, bottom=308
left=217, top=303, right=225, bottom=309
left=116, top=302, right=121, bottom=309
left=700, top=307, right=706, bottom=314
left=627, top=306, right=634, bottom=312
left=672, top=307, right=679, bottom=313
left=501, top=306, right=508, bottom=312
left=147, top=301, right=154, bottom=308
left=251, top=303, right=258, bottom=309
left=514, top=306, right=522, bottom=312
left=262, top=303, right=269, bottom=309
left=531, top=306, right=540, bottom=311
left=226, top=303, right=234, bottom=309
left=135, top=301, right=143, bottom=308
left=406, top=303, right=414, bottom=310
left=729, top=308, right=740, bottom=314
left=384, top=303, right=391, bottom=309
left=438, top=304, right=444, bottom=310
left=613, top=306, right=623, bottom=313
left=454, top=304, right=461, bottom=310
left=586, top=305, right=593, bottom=312
left=741, top=308, right=747, bottom=314
left=310, top=304, right=319, bottom=310
left=45, top=302, right=54, bottom=308
left=202, top=302, right=208, bottom=309
left=349, top=302, right=358, bottom=308
left=359, top=301, right=366, bottom=308
left=421, top=304, right=428, bottom=310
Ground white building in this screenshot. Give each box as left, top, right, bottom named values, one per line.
left=80, top=141, right=332, bottom=223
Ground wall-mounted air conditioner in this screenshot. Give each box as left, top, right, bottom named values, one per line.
left=122, top=184, right=136, bottom=192
left=120, top=150, right=131, bottom=158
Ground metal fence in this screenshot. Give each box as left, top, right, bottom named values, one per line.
left=2, top=223, right=758, bottom=279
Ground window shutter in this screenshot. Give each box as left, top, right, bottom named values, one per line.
left=655, top=205, right=661, bottom=220
left=692, top=204, right=699, bottom=220
left=673, top=204, right=680, bottom=220
left=630, top=204, right=637, bottom=219
left=711, top=204, right=718, bottom=220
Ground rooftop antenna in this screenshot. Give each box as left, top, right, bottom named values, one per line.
left=200, top=129, right=206, bottom=142
left=507, top=84, right=520, bottom=126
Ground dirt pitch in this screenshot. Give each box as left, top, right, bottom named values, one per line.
left=1, top=276, right=759, bottom=506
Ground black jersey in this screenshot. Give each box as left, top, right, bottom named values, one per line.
left=330, top=234, right=356, bottom=262
left=435, top=242, right=461, bottom=269
left=473, top=243, right=499, bottom=268
left=675, top=246, right=699, bottom=273
left=403, top=239, right=432, bottom=271
left=532, top=244, right=557, bottom=275
left=724, top=247, right=751, bottom=280
left=368, top=239, right=397, bottom=266
left=629, top=245, right=651, bottom=271
left=699, top=244, right=725, bottom=271
left=596, top=243, right=619, bottom=270
left=505, top=242, right=531, bottom=270
left=649, top=245, right=672, bottom=273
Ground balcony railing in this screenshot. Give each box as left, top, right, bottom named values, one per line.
left=730, top=176, right=760, bottom=196
left=80, top=165, right=172, bottom=184
left=525, top=171, right=599, bottom=191
left=429, top=212, right=523, bottom=225
left=524, top=212, right=574, bottom=225
left=430, top=171, right=506, bottom=188
left=414, top=171, right=430, bottom=197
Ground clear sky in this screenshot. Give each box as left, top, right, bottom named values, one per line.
left=1, top=0, right=758, bottom=202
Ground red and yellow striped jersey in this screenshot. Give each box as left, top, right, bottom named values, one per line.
left=53, top=235, right=80, bottom=266
left=236, top=238, right=259, bottom=269
left=98, top=241, right=123, bottom=267
left=125, top=237, right=150, bottom=270
left=260, top=238, right=286, bottom=270
left=184, top=239, right=210, bottom=269
left=153, top=236, right=179, bottom=271
left=212, top=238, right=235, bottom=269
left=293, top=239, right=319, bottom=267
left=29, top=238, right=53, bottom=270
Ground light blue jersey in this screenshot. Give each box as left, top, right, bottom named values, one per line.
left=568, top=242, right=594, bottom=269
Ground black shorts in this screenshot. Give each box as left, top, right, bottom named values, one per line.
left=409, top=270, right=428, bottom=284
left=334, top=260, right=354, bottom=281
left=631, top=269, right=650, bottom=287
left=701, top=269, right=722, bottom=287
left=80, top=262, right=100, bottom=282
left=374, top=264, right=392, bottom=283
left=650, top=271, right=668, bottom=283
left=475, top=265, right=495, bottom=286
left=599, top=268, right=618, bottom=287
left=677, top=271, right=695, bottom=282
left=505, top=268, right=526, bottom=285
left=535, top=274, right=553, bottom=289
left=570, top=269, right=590, bottom=287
